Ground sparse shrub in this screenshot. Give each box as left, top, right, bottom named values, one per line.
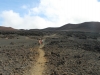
left=67, top=34, right=72, bottom=37
left=74, top=55, right=81, bottom=58
left=98, top=56, right=100, bottom=60
left=57, top=60, right=65, bottom=66
left=0, top=73, right=2, bottom=75
left=49, top=41, right=59, bottom=45
left=76, top=60, right=81, bottom=65
left=10, top=42, right=14, bottom=45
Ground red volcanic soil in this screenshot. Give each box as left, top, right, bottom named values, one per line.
left=0, top=26, right=18, bottom=31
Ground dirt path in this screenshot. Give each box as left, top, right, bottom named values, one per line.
left=31, top=34, right=57, bottom=75
left=31, top=44, right=46, bottom=75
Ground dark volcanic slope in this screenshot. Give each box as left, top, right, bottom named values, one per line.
left=43, top=22, right=100, bottom=32
left=1, top=21, right=100, bottom=32
left=43, top=27, right=58, bottom=31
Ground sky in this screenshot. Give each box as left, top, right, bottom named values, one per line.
left=0, top=0, right=100, bottom=29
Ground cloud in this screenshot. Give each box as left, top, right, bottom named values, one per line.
left=33, top=0, right=100, bottom=24
left=1, top=10, right=23, bottom=28
left=1, top=10, right=54, bottom=29
left=21, top=5, right=28, bottom=9
left=1, top=0, right=100, bottom=29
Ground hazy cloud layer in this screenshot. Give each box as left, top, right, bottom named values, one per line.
left=1, top=0, right=100, bottom=29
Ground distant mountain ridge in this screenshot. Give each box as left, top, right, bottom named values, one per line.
left=0, top=21, right=100, bottom=32
left=43, top=21, right=100, bottom=32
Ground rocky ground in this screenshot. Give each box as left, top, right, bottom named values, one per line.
left=0, top=31, right=100, bottom=75
left=0, top=35, right=39, bottom=75
left=43, top=32, right=100, bottom=75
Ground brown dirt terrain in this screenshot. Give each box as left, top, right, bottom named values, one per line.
left=0, top=31, right=100, bottom=75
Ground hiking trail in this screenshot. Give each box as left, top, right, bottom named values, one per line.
left=31, top=42, right=46, bottom=75
left=30, top=34, right=57, bottom=75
